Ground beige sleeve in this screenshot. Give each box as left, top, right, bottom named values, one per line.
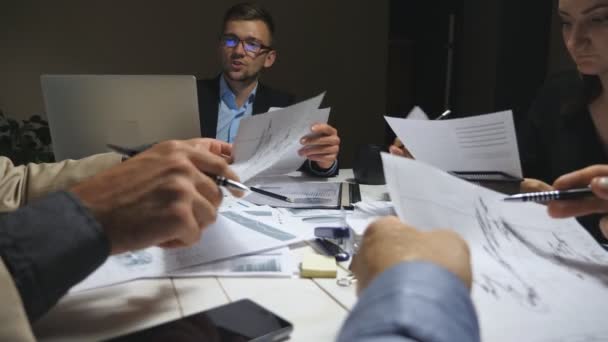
left=0, top=258, right=35, bottom=342
left=0, top=153, right=121, bottom=212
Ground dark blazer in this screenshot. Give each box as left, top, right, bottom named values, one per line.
left=196, top=76, right=337, bottom=176
left=196, top=76, right=296, bottom=138
left=517, top=71, right=608, bottom=243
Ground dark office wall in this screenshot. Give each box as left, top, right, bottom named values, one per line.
left=454, top=0, right=554, bottom=119
left=0, top=1, right=389, bottom=167
left=453, top=0, right=501, bottom=116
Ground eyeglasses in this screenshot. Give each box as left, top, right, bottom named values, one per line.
left=220, top=34, right=272, bottom=56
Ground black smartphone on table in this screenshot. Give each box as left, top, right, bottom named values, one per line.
left=106, top=299, right=293, bottom=342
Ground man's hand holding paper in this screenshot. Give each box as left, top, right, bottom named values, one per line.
left=298, top=123, right=340, bottom=169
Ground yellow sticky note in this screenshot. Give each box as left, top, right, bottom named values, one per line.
left=300, top=254, right=337, bottom=278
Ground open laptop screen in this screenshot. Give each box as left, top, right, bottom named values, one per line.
left=41, top=74, right=200, bottom=161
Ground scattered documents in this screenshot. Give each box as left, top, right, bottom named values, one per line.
left=71, top=211, right=304, bottom=292
left=220, top=197, right=317, bottom=240
left=232, top=93, right=329, bottom=182
left=381, top=153, right=608, bottom=342
left=170, top=247, right=297, bottom=278
left=245, top=182, right=342, bottom=208
left=385, top=110, right=522, bottom=177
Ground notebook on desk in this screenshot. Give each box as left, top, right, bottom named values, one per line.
left=245, top=182, right=360, bottom=209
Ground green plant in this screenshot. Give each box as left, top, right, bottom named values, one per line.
left=0, top=109, right=55, bottom=165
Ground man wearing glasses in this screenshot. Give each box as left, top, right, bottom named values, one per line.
left=197, top=2, right=340, bottom=176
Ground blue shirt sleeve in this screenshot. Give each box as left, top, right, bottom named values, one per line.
left=0, top=191, right=110, bottom=321
left=337, top=261, right=480, bottom=342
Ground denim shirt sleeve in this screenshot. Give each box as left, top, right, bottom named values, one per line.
left=337, top=261, right=480, bottom=342
left=0, top=191, right=110, bottom=321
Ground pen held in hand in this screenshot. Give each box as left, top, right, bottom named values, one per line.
left=107, top=143, right=293, bottom=203
left=214, top=176, right=294, bottom=203
left=503, top=187, right=594, bottom=202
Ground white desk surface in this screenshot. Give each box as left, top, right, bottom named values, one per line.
left=33, top=169, right=389, bottom=342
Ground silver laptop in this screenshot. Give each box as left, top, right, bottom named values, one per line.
left=41, top=74, right=201, bottom=161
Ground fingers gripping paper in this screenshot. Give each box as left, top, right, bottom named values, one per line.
left=231, top=93, right=329, bottom=182
left=381, top=154, right=608, bottom=342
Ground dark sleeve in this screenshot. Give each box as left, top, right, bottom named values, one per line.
left=298, top=160, right=339, bottom=177
left=517, top=89, right=548, bottom=181
left=0, top=191, right=110, bottom=321
left=517, top=71, right=584, bottom=182
left=285, top=93, right=296, bottom=106
left=517, top=74, right=566, bottom=182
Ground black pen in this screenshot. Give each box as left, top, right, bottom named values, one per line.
left=215, top=176, right=294, bottom=203
left=503, top=187, right=594, bottom=202
left=106, top=143, right=294, bottom=203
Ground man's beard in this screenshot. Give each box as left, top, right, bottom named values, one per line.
left=225, top=69, right=260, bottom=83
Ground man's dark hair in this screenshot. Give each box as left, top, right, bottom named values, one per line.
left=222, top=3, right=275, bottom=38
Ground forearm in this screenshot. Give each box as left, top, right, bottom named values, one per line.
left=0, top=153, right=121, bottom=212
left=338, top=261, right=479, bottom=342
left=0, top=191, right=110, bottom=321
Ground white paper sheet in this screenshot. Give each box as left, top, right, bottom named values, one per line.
left=219, top=197, right=317, bottom=240
left=71, top=211, right=304, bottom=292
left=169, top=247, right=297, bottom=278
left=231, top=93, right=329, bottom=182
left=245, top=182, right=341, bottom=208
left=381, top=153, right=608, bottom=342
left=405, top=106, right=429, bottom=120
left=385, top=110, right=522, bottom=177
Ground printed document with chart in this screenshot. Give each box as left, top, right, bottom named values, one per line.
left=381, top=154, right=608, bottom=342
left=70, top=209, right=304, bottom=292
left=385, top=110, right=522, bottom=177
left=231, top=93, right=329, bottom=182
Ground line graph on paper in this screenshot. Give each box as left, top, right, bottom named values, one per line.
left=474, top=198, right=545, bottom=311
left=395, top=193, right=608, bottom=311
left=380, top=154, right=608, bottom=342
left=473, top=197, right=608, bottom=311
left=231, top=95, right=329, bottom=182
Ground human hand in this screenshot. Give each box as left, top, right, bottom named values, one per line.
left=192, top=138, right=234, bottom=163
left=388, top=137, right=413, bottom=158
left=298, top=123, right=340, bottom=169
left=351, top=216, right=472, bottom=294
left=546, top=165, right=608, bottom=238
left=520, top=178, right=553, bottom=193
left=70, top=140, right=241, bottom=254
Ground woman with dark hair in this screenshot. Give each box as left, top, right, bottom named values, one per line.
left=389, top=0, right=608, bottom=243
left=517, top=0, right=608, bottom=242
